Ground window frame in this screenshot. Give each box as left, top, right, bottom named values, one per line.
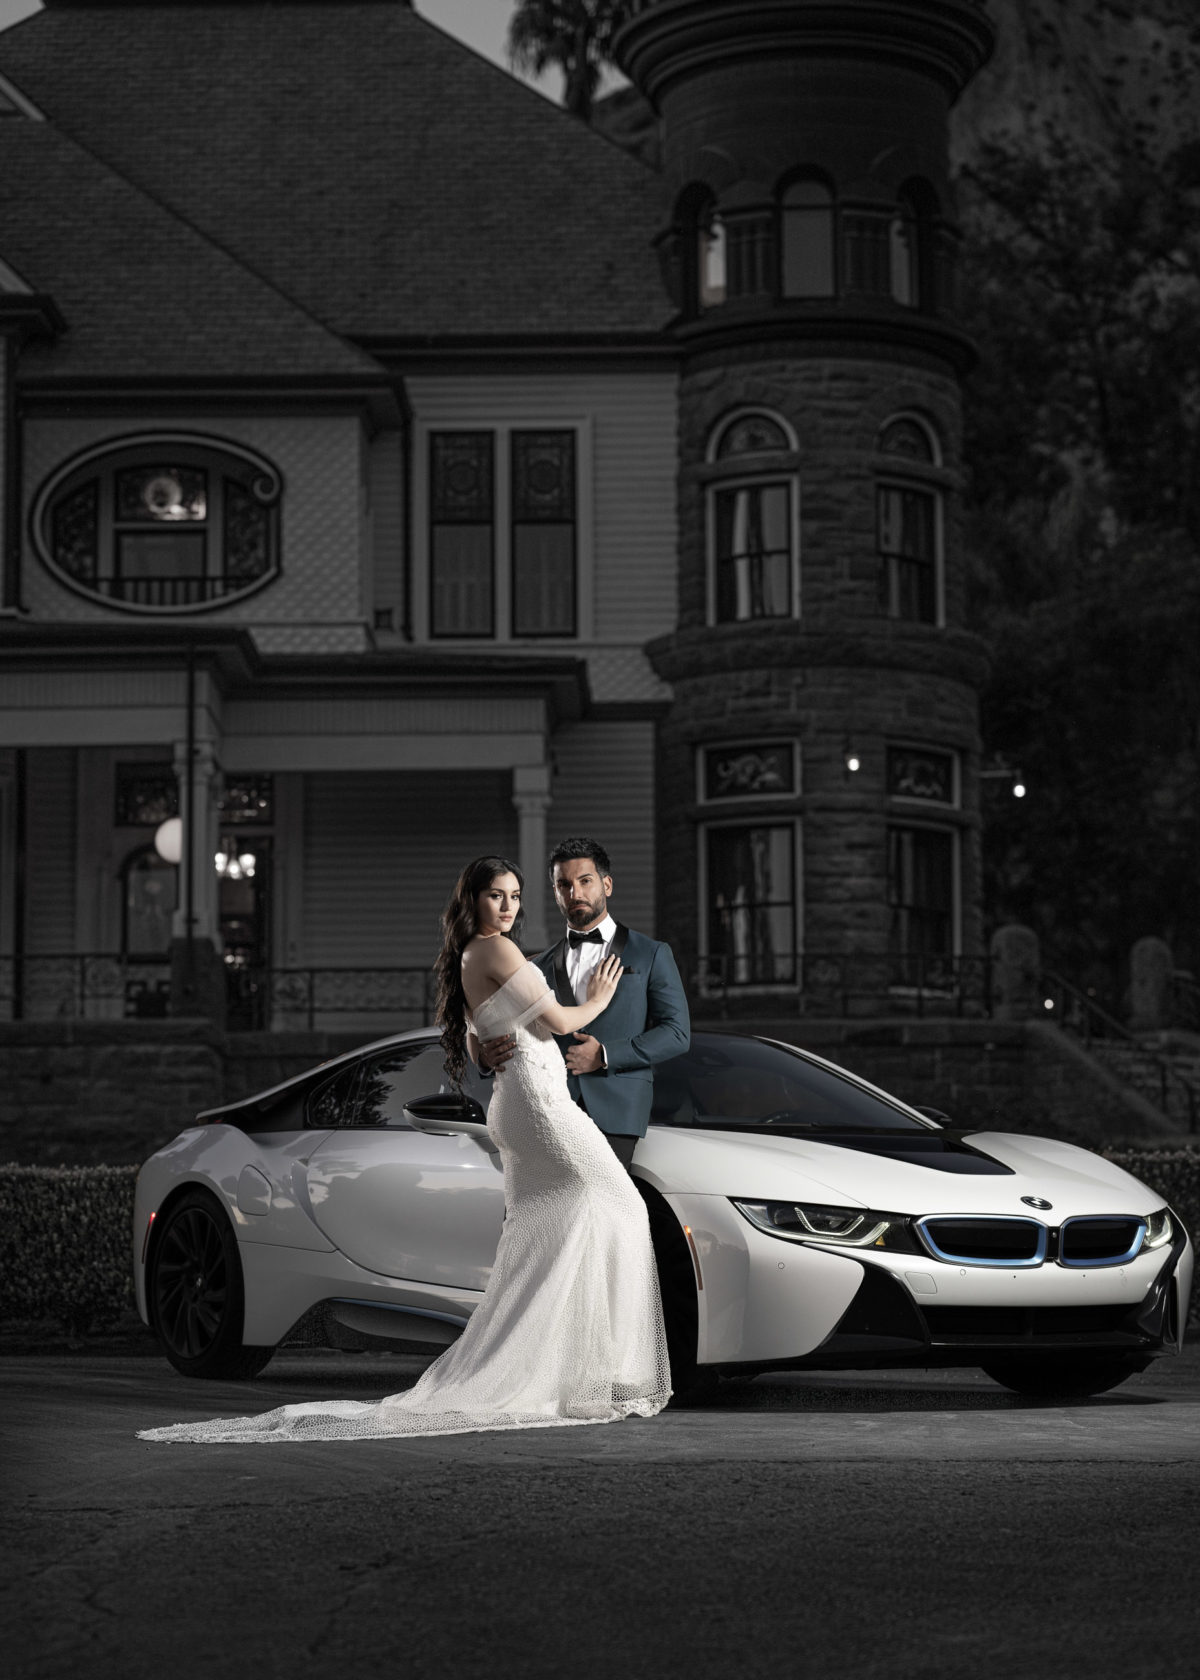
left=777, top=172, right=837, bottom=300
left=698, top=816, right=804, bottom=992
left=30, top=431, right=283, bottom=616
left=884, top=819, right=961, bottom=985
left=874, top=411, right=946, bottom=629
left=704, top=408, right=801, bottom=627
left=414, top=419, right=592, bottom=644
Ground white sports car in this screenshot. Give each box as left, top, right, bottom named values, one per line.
left=133, top=1029, right=1193, bottom=1399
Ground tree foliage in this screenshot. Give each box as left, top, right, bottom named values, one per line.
left=960, top=127, right=1200, bottom=991
left=505, top=0, right=631, bottom=121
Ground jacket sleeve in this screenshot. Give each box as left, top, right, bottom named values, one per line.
left=602, top=940, right=691, bottom=1075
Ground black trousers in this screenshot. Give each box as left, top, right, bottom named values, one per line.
left=602, top=1131, right=639, bottom=1170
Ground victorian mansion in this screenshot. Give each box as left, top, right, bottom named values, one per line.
left=0, top=0, right=995, bottom=1037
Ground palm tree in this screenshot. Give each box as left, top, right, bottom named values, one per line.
left=506, top=0, right=631, bottom=122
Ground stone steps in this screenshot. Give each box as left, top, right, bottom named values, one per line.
left=1085, top=1039, right=1200, bottom=1131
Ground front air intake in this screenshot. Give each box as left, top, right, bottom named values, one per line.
left=1058, top=1216, right=1145, bottom=1267
left=917, top=1216, right=1047, bottom=1267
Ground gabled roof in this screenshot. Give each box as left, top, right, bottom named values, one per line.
left=0, top=119, right=387, bottom=382
left=0, top=1, right=669, bottom=344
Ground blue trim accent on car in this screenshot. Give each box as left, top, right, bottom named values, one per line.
left=330, top=1298, right=470, bottom=1328
left=915, top=1216, right=1048, bottom=1268
left=1058, top=1217, right=1146, bottom=1269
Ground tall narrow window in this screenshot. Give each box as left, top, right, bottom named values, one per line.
left=890, top=191, right=919, bottom=306
left=714, top=481, right=794, bottom=621
left=699, top=205, right=727, bottom=308
left=430, top=432, right=494, bottom=637
left=780, top=179, right=834, bottom=298
left=878, top=484, right=937, bottom=623
left=511, top=430, right=576, bottom=637
left=887, top=826, right=955, bottom=986
left=707, top=824, right=797, bottom=986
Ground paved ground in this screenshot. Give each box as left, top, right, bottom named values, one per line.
left=4, top=1341, right=1200, bottom=1680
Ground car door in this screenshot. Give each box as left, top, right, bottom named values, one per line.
left=303, top=1040, right=505, bottom=1290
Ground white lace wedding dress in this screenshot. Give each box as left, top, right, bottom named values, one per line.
left=139, top=961, right=671, bottom=1443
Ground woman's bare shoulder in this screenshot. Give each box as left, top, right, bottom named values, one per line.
left=461, top=936, right=527, bottom=982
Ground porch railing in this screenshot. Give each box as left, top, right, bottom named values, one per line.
left=226, top=965, right=437, bottom=1033
left=0, top=953, right=171, bottom=1021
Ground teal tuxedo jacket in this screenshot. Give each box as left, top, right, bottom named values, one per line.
left=534, top=923, right=691, bottom=1138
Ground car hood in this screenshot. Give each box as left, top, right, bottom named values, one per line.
left=636, top=1126, right=1164, bottom=1217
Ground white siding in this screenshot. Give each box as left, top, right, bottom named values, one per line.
left=301, top=770, right=517, bottom=968
left=549, top=721, right=657, bottom=936
left=406, top=371, right=678, bottom=647
left=26, top=747, right=77, bottom=953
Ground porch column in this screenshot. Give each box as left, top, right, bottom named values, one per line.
left=513, top=763, right=552, bottom=950
left=170, top=737, right=224, bottom=1019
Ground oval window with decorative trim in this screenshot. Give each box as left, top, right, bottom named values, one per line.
left=31, top=432, right=284, bottom=614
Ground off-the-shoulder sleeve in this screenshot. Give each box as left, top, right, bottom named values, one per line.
left=501, top=961, right=556, bottom=1031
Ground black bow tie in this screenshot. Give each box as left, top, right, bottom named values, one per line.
left=568, top=929, right=605, bottom=948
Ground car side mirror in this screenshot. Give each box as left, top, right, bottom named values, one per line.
left=403, top=1092, right=497, bottom=1153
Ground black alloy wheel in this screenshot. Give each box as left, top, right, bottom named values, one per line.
left=980, top=1354, right=1148, bottom=1399
left=642, top=1192, right=717, bottom=1402
left=148, top=1190, right=275, bottom=1379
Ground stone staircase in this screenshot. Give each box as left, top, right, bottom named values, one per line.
left=1084, top=1038, right=1200, bottom=1134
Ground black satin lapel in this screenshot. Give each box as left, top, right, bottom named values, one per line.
left=551, top=939, right=574, bottom=1008
left=610, top=923, right=630, bottom=966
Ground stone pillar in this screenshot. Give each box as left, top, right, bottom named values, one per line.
left=990, top=923, right=1041, bottom=1021
left=169, top=739, right=225, bottom=1021
left=1129, top=936, right=1174, bottom=1033
left=512, top=764, right=552, bottom=950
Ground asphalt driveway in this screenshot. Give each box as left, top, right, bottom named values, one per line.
left=5, top=1342, right=1200, bottom=1680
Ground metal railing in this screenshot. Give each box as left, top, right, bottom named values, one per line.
left=1041, top=969, right=1199, bottom=1134
left=226, top=965, right=437, bottom=1034
left=690, top=950, right=994, bottom=1020
left=0, top=954, right=171, bottom=1021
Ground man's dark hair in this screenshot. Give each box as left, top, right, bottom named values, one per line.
left=548, top=836, right=612, bottom=879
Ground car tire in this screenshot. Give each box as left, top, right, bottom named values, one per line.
left=641, top=1191, right=716, bottom=1402
left=980, top=1354, right=1149, bottom=1399
left=148, top=1190, right=275, bottom=1380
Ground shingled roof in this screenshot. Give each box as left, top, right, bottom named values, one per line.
left=0, top=118, right=385, bottom=381
left=0, top=0, right=669, bottom=344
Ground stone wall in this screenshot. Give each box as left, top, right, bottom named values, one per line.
left=0, top=1014, right=1178, bottom=1169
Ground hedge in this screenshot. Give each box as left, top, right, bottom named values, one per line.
left=1, top=1152, right=1196, bottom=1337
left=0, top=1164, right=138, bottom=1334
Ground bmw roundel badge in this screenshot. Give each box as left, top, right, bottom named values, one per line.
left=1021, top=1196, right=1053, bottom=1210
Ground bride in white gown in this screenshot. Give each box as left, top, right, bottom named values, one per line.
left=139, top=855, right=671, bottom=1444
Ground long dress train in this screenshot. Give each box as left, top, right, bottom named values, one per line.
left=138, top=961, right=671, bottom=1443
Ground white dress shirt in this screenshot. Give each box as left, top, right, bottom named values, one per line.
left=564, top=912, right=617, bottom=1006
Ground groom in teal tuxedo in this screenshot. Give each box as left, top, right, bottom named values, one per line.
left=478, top=836, right=691, bottom=1167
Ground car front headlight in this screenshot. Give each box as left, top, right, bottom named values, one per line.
left=1144, top=1208, right=1175, bottom=1250
left=732, top=1199, right=918, bottom=1251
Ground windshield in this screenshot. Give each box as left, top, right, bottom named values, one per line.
left=650, top=1034, right=932, bottom=1133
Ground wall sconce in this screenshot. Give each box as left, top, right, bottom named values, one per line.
left=153, top=816, right=182, bottom=864
left=843, top=740, right=861, bottom=778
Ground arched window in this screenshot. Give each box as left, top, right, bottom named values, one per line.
left=891, top=180, right=939, bottom=310
left=32, top=432, right=283, bottom=614
left=706, top=410, right=799, bottom=624
left=876, top=414, right=943, bottom=625
left=698, top=202, right=727, bottom=309
left=779, top=177, right=835, bottom=298
left=890, top=190, right=919, bottom=306
left=675, top=186, right=727, bottom=314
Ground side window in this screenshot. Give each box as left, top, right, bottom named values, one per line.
left=304, top=1041, right=430, bottom=1129
left=356, top=1044, right=452, bottom=1128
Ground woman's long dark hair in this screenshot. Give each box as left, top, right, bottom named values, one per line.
left=434, top=855, right=526, bottom=1085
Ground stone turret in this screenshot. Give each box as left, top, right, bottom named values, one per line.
left=616, top=0, right=996, bottom=1004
